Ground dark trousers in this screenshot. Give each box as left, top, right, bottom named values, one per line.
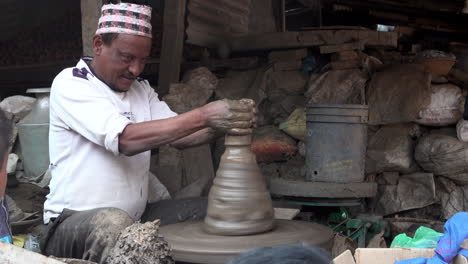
left=42, top=197, right=207, bottom=264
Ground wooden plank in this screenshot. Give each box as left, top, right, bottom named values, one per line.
left=274, top=208, right=300, bottom=220
left=157, top=0, right=186, bottom=96
left=333, top=0, right=462, bottom=14
left=281, top=0, right=286, bottom=32
left=186, top=0, right=251, bottom=47
left=230, top=30, right=398, bottom=51
left=320, top=42, right=363, bottom=54
left=0, top=242, right=66, bottom=263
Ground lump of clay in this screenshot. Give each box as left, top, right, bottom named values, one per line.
left=107, top=220, right=174, bottom=264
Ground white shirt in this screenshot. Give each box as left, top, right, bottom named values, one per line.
left=44, top=59, right=177, bottom=224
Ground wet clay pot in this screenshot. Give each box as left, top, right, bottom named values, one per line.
left=204, top=134, right=275, bottom=236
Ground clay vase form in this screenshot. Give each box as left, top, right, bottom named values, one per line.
left=204, top=134, right=275, bottom=236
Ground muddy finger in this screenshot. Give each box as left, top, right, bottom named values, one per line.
left=227, top=120, right=252, bottom=129
left=227, top=128, right=253, bottom=135
left=229, top=112, right=253, bottom=122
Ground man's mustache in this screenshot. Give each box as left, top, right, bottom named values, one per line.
left=122, top=73, right=136, bottom=80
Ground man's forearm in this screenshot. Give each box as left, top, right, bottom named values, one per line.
left=118, top=108, right=207, bottom=156
left=170, top=127, right=222, bottom=149
left=118, top=98, right=255, bottom=156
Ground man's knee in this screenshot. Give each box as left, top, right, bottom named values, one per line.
left=83, top=208, right=134, bottom=262
left=43, top=207, right=134, bottom=261
left=91, top=208, right=134, bottom=233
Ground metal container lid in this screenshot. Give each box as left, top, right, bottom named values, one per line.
left=26, top=88, right=51, bottom=94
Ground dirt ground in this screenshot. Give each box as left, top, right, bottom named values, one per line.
left=6, top=183, right=48, bottom=235
left=6, top=183, right=47, bottom=214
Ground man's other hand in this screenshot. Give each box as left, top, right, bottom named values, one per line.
left=201, top=99, right=256, bottom=135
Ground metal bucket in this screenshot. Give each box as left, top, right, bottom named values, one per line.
left=306, top=104, right=368, bottom=183
left=16, top=88, right=50, bottom=180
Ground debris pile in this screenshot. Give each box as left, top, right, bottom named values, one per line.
left=107, top=220, right=174, bottom=264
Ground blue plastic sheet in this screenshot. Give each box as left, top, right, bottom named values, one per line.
left=395, top=212, right=468, bottom=264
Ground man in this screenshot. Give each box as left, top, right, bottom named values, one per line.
left=42, top=1, right=255, bottom=263
left=0, top=110, right=13, bottom=244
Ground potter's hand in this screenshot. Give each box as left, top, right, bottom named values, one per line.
left=201, top=98, right=256, bottom=135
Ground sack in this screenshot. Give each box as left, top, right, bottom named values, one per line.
left=368, top=64, right=432, bottom=125
left=390, top=226, right=443, bottom=249
left=366, top=124, right=419, bottom=174
left=415, top=84, right=463, bottom=126
left=305, top=69, right=367, bottom=105
left=376, top=173, right=437, bottom=216
left=251, top=126, right=298, bottom=163
left=279, top=108, right=306, bottom=142
left=456, top=119, right=468, bottom=142
left=415, top=132, right=468, bottom=184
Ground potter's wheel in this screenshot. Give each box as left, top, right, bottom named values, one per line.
left=161, top=131, right=334, bottom=264
left=160, top=219, right=334, bottom=264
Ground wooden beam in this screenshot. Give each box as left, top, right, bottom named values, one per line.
left=320, top=42, right=363, bottom=54
left=229, top=30, right=398, bottom=51
left=80, top=0, right=103, bottom=57
left=182, top=57, right=260, bottom=72
left=281, top=0, right=286, bottom=32
left=158, top=0, right=186, bottom=96
left=332, top=0, right=463, bottom=13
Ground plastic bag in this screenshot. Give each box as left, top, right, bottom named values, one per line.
left=252, top=126, right=298, bottom=163
left=279, top=108, right=306, bottom=142
left=390, top=226, right=443, bottom=249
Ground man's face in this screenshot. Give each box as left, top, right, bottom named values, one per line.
left=93, top=34, right=152, bottom=92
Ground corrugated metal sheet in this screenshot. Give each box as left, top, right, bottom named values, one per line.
left=186, top=0, right=252, bottom=48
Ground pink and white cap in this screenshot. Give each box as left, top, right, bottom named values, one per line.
left=95, top=3, right=152, bottom=38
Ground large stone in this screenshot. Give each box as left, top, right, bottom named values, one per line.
left=182, top=67, right=218, bottom=92
left=161, top=67, right=217, bottom=198
left=436, top=177, right=464, bottom=220
left=147, top=172, right=171, bottom=203
left=375, top=173, right=437, bottom=216
left=163, top=83, right=209, bottom=114
left=216, top=69, right=258, bottom=100
left=280, top=96, right=307, bottom=115
left=270, top=71, right=307, bottom=95
left=415, top=131, right=468, bottom=184
left=174, top=145, right=215, bottom=199
left=216, top=67, right=270, bottom=105
left=0, top=96, right=36, bottom=123
left=163, top=67, right=217, bottom=114
left=305, top=69, right=367, bottom=105
left=150, top=146, right=183, bottom=196
left=376, top=172, right=399, bottom=185
left=366, top=124, right=420, bottom=174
